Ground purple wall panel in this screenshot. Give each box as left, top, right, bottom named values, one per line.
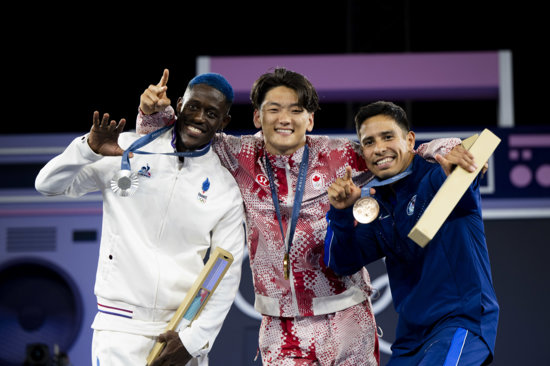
left=205, top=52, right=500, bottom=103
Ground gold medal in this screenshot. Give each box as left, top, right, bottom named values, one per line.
left=353, top=196, right=380, bottom=224
left=283, top=253, right=289, bottom=280
left=110, top=170, right=139, bottom=197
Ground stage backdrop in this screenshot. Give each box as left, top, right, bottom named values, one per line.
left=0, top=127, right=548, bottom=365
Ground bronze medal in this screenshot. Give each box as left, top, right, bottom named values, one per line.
left=353, top=196, right=380, bottom=224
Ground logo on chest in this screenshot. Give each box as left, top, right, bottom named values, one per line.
left=197, top=178, right=210, bottom=203
left=310, top=172, right=325, bottom=190
left=138, top=164, right=151, bottom=177
left=407, top=195, right=416, bottom=216
left=255, top=174, right=270, bottom=187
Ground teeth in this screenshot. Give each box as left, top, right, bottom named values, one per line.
left=188, top=126, right=202, bottom=133
left=376, top=157, right=393, bottom=165
left=275, top=129, right=292, bottom=134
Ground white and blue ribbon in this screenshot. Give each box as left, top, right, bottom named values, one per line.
left=361, top=163, right=414, bottom=197
left=120, top=124, right=211, bottom=172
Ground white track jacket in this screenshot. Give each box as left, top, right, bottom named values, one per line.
left=35, top=128, right=245, bottom=358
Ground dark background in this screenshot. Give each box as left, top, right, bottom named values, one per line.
left=3, top=1, right=545, bottom=135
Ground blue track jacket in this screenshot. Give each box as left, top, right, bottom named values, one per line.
left=324, top=155, right=499, bottom=358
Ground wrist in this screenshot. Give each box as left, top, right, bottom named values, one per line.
left=139, top=106, right=157, bottom=116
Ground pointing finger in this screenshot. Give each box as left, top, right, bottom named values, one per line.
left=158, top=68, right=169, bottom=87
left=343, top=166, right=353, bottom=181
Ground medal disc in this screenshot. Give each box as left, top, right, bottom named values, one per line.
left=110, top=170, right=139, bottom=197
left=353, top=197, right=380, bottom=224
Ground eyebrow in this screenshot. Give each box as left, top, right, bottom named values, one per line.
left=361, top=130, right=395, bottom=143
left=263, top=101, right=302, bottom=108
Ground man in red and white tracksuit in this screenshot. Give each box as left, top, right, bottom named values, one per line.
left=137, top=67, right=463, bottom=365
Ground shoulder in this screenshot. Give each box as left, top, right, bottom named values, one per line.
left=307, top=135, right=358, bottom=153
left=413, top=155, right=445, bottom=188
left=207, top=152, right=241, bottom=189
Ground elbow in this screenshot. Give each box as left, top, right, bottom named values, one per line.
left=34, top=177, right=61, bottom=197
left=34, top=176, right=47, bottom=195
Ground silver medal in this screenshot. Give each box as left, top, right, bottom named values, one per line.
left=110, top=170, right=139, bottom=197
left=353, top=196, right=380, bottom=224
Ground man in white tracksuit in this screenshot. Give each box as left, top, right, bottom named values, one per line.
left=35, top=72, right=245, bottom=366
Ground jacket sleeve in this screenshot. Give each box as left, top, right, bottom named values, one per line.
left=136, top=106, right=175, bottom=135
left=324, top=206, right=384, bottom=276
left=178, top=179, right=245, bottom=358
left=211, top=133, right=244, bottom=175
left=35, top=134, right=103, bottom=197
left=415, top=137, right=462, bottom=162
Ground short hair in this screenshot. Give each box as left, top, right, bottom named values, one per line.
left=354, top=101, right=410, bottom=137
left=250, top=67, right=320, bottom=113
left=188, top=73, right=234, bottom=104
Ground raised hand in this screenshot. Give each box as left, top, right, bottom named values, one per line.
left=87, top=111, right=128, bottom=157
left=327, top=166, right=362, bottom=209
left=435, top=144, right=488, bottom=176
left=140, top=69, right=171, bottom=115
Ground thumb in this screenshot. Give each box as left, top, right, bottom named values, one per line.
left=435, top=153, right=452, bottom=176
left=111, top=146, right=129, bottom=157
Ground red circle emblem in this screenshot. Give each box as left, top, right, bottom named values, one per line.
left=256, top=174, right=270, bottom=187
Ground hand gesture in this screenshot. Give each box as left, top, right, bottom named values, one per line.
left=327, top=166, right=362, bottom=209
left=140, top=69, right=171, bottom=115
left=87, top=111, right=128, bottom=156
left=435, top=144, right=488, bottom=177
left=149, top=330, right=192, bottom=366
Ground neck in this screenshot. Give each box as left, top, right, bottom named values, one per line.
left=265, top=141, right=306, bottom=156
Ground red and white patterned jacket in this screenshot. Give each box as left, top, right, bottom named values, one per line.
left=137, top=108, right=459, bottom=317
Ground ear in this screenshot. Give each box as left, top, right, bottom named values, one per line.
left=407, top=130, right=416, bottom=151
left=253, top=109, right=262, bottom=129
left=221, top=114, right=231, bottom=131
left=176, top=97, right=183, bottom=114
left=306, top=112, right=315, bottom=132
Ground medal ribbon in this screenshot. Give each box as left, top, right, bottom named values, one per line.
left=265, top=145, right=310, bottom=273
left=361, top=163, right=414, bottom=197
left=120, top=124, right=212, bottom=171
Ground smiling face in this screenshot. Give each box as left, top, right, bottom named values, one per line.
left=175, top=84, right=231, bottom=151
left=358, top=115, right=416, bottom=180
left=253, top=86, right=314, bottom=155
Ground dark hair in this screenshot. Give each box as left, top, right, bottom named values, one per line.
left=354, top=101, right=410, bottom=136
left=250, top=67, right=320, bottom=113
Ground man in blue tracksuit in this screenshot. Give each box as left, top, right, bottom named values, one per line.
left=324, top=101, right=499, bottom=365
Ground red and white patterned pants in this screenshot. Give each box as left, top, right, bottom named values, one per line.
left=259, top=300, right=379, bottom=365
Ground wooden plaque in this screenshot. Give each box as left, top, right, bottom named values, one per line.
left=408, top=129, right=501, bottom=247
left=146, top=247, right=234, bottom=365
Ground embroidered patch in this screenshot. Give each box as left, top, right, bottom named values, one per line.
left=138, top=164, right=151, bottom=177
left=407, top=195, right=416, bottom=216
left=311, top=172, right=325, bottom=190
left=197, top=178, right=210, bottom=203
left=256, top=174, right=270, bottom=187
